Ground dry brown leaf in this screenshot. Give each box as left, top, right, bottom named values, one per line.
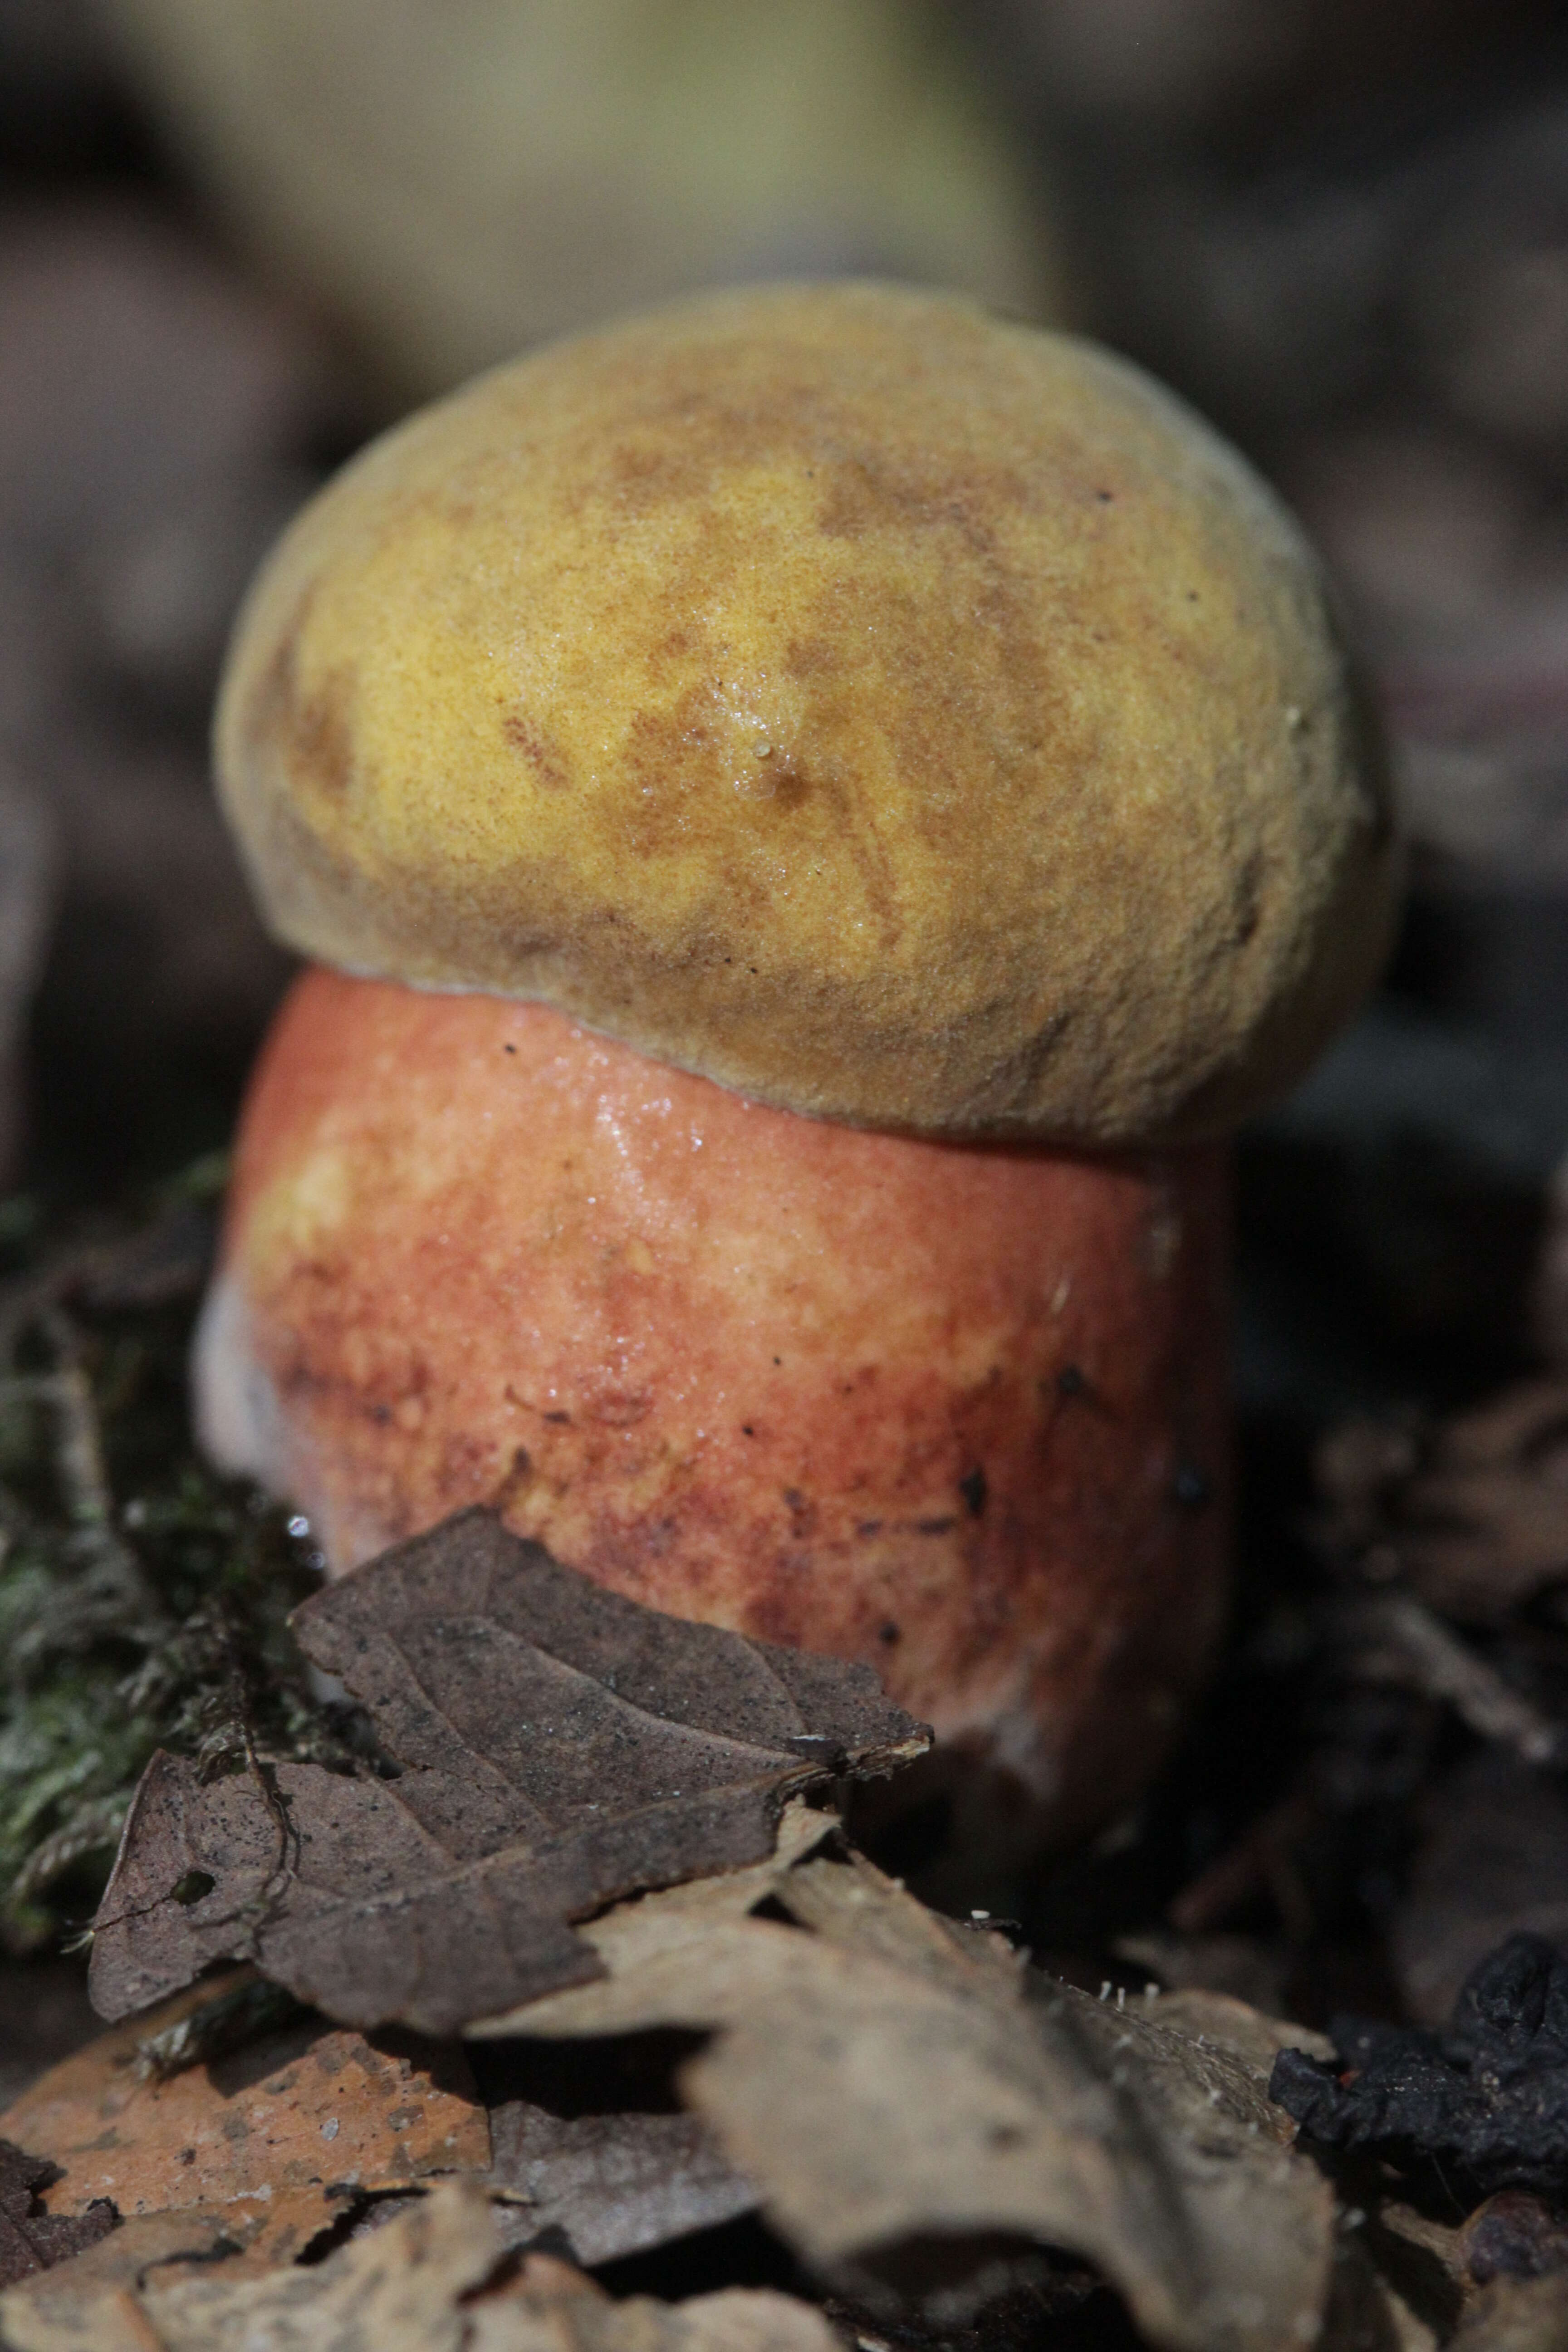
left=475, top=1802, right=828, bottom=2266
left=90, top=1512, right=926, bottom=2036
left=139, top=2178, right=500, bottom=2351
left=1341, top=2202, right=1471, bottom=2348
left=12, top=1818, right=843, bottom=2286
left=486, top=2097, right=753, bottom=2271
left=473, top=1798, right=838, bottom=2040
left=479, top=1840, right=1336, bottom=2352
left=1143, top=1990, right=1336, bottom=2083
left=1315, top=2177, right=1548, bottom=2350
left=0, top=1970, right=487, bottom=2270
left=0, top=2186, right=498, bottom=2352
left=1, top=2178, right=843, bottom=2352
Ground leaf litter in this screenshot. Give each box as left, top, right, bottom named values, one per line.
left=61, top=1496, right=1472, bottom=2352
left=20, top=1253, right=1568, bottom=2350
left=474, top=1802, right=839, bottom=2270
left=475, top=1826, right=1339, bottom=2352
left=88, top=1509, right=929, bottom=2036
left=483, top=2075, right=755, bottom=2272
left=0, top=1965, right=489, bottom=2268
left=0, top=1945, right=766, bottom=2293
left=0, top=2176, right=843, bottom=2352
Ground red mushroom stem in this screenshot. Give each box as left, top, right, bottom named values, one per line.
left=197, top=965, right=1230, bottom=1843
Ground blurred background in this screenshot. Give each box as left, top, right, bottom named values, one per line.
left=5, top=0, right=1568, bottom=1414
left=6, top=0, right=1568, bottom=2055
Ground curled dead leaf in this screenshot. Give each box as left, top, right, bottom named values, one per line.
left=475, top=1831, right=1337, bottom=2352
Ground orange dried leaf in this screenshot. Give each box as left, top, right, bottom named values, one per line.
left=0, top=1971, right=488, bottom=2270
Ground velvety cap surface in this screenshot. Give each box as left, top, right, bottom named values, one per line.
left=216, top=281, right=1396, bottom=1142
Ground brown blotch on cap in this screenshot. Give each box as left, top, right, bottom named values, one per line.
left=216, top=280, right=1397, bottom=1144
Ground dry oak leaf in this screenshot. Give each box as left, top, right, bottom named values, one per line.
left=88, top=1510, right=927, bottom=2036
left=475, top=1841, right=1336, bottom=2352
left=0, top=1969, right=487, bottom=2273
left=1, top=2176, right=844, bottom=2352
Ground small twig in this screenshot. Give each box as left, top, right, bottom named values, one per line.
left=1333, top=1589, right=1566, bottom=1767
left=1167, top=1786, right=1322, bottom=1940
left=240, top=1738, right=303, bottom=1936
left=0, top=1205, right=213, bottom=1372
left=0, top=1313, right=168, bottom=1626
left=39, top=1367, right=112, bottom=1532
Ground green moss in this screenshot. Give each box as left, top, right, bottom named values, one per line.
left=0, top=1173, right=359, bottom=1950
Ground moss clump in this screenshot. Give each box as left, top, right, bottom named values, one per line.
left=0, top=1168, right=360, bottom=1950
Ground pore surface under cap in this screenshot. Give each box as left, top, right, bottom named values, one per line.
left=216, top=280, right=1396, bottom=1143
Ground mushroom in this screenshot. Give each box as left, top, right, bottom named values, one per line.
left=195, top=283, right=1397, bottom=1843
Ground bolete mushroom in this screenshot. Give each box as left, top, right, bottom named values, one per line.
left=195, top=283, right=1397, bottom=1843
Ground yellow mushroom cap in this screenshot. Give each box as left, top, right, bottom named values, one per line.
left=215, top=280, right=1397, bottom=1144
